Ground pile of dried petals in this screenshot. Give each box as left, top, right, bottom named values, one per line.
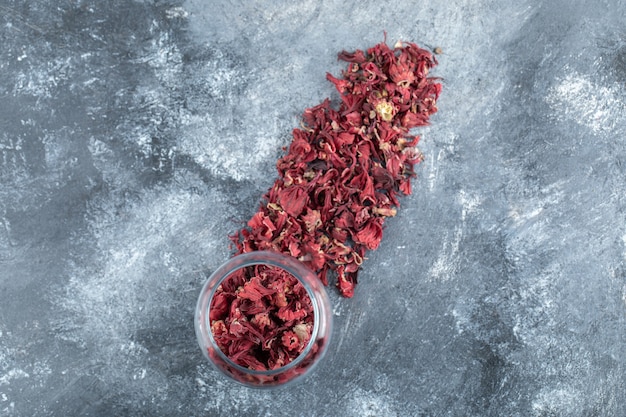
left=231, top=41, right=441, bottom=298
left=210, top=264, right=314, bottom=371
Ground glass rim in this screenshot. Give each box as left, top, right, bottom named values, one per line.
left=195, top=250, right=322, bottom=376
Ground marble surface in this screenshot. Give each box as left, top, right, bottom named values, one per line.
left=1, top=0, right=625, bottom=415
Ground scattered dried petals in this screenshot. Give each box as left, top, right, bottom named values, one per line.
left=230, top=40, right=441, bottom=298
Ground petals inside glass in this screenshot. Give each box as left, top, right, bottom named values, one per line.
left=210, top=264, right=313, bottom=370
left=195, top=251, right=332, bottom=387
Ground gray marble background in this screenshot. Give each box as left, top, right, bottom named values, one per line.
left=1, top=0, right=625, bottom=416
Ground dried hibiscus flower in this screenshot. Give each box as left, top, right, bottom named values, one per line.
left=209, top=264, right=314, bottom=371
left=231, top=40, right=442, bottom=298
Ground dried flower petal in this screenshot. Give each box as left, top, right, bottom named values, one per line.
left=281, top=331, right=300, bottom=351
left=302, top=209, right=322, bottom=234
left=336, top=266, right=356, bottom=298
left=237, top=276, right=274, bottom=301
left=209, top=292, right=230, bottom=321
left=229, top=318, right=247, bottom=337
left=277, top=186, right=309, bottom=217
left=355, top=218, right=384, bottom=250
left=276, top=305, right=308, bottom=322
left=251, top=312, right=273, bottom=331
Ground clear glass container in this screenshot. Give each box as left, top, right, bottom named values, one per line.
left=195, top=250, right=332, bottom=388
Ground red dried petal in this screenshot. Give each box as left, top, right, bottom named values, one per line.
left=326, top=73, right=352, bottom=94
left=334, top=209, right=354, bottom=229
left=372, top=165, right=395, bottom=190
left=362, top=62, right=387, bottom=81
left=228, top=319, right=247, bottom=337
left=281, top=331, right=300, bottom=351
left=385, top=154, right=402, bottom=177
left=287, top=240, right=301, bottom=258
left=330, top=227, right=349, bottom=242
left=237, top=276, right=274, bottom=301
left=336, top=266, right=355, bottom=298
left=335, top=132, right=355, bottom=147
left=355, top=218, right=384, bottom=250
left=318, top=265, right=330, bottom=286
left=402, top=111, right=429, bottom=128
left=247, top=211, right=264, bottom=229
left=301, top=209, right=322, bottom=234
left=348, top=168, right=375, bottom=202
left=399, top=179, right=412, bottom=195
left=251, top=312, right=273, bottom=331
left=299, top=241, right=325, bottom=271
left=273, top=291, right=288, bottom=308
left=209, top=292, right=230, bottom=321
left=277, top=186, right=309, bottom=217
left=211, top=320, right=228, bottom=338
left=389, top=54, right=417, bottom=86
left=288, top=137, right=317, bottom=163
left=239, top=298, right=267, bottom=315
left=345, top=111, right=362, bottom=126
left=228, top=339, right=255, bottom=359
left=276, top=306, right=308, bottom=323
left=268, top=348, right=286, bottom=370
left=337, top=49, right=367, bottom=63
left=354, top=207, right=370, bottom=227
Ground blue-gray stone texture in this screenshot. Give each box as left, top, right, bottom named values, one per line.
left=1, top=0, right=625, bottom=416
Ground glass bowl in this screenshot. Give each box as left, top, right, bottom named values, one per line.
left=195, top=250, right=332, bottom=388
